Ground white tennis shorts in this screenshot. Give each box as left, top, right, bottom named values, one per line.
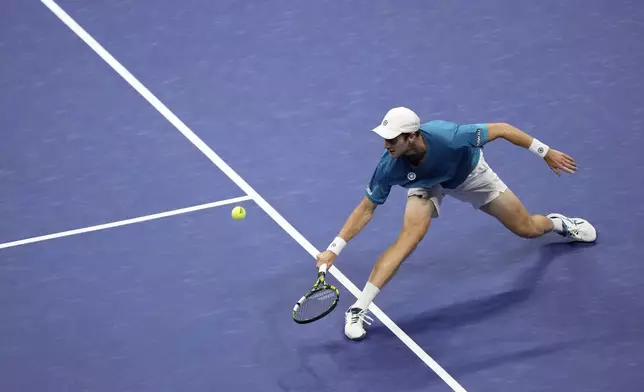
left=407, top=152, right=508, bottom=218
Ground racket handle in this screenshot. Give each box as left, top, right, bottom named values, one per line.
left=318, top=263, right=328, bottom=274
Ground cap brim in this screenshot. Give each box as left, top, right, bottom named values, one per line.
left=371, top=125, right=402, bottom=140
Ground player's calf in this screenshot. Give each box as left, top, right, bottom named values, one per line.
left=510, top=214, right=553, bottom=239
left=481, top=190, right=551, bottom=239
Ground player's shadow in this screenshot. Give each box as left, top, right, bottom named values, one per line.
left=447, top=338, right=590, bottom=376
left=275, top=241, right=599, bottom=389
left=375, top=241, right=582, bottom=334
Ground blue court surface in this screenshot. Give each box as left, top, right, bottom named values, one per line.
left=1, top=1, right=643, bottom=391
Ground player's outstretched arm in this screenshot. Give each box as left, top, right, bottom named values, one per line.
left=316, top=196, right=377, bottom=269
left=486, top=122, right=577, bottom=176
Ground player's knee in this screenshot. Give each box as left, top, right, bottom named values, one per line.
left=401, top=197, right=433, bottom=244
left=400, top=220, right=430, bottom=244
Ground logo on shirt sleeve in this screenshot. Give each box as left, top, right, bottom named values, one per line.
left=476, top=128, right=482, bottom=146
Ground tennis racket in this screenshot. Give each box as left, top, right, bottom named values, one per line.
left=292, top=263, right=340, bottom=324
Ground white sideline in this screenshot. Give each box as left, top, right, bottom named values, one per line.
left=39, top=1, right=467, bottom=390
left=0, top=196, right=252, bottom=250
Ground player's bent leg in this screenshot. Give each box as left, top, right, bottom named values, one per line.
left=447, top=152, right=551, bottom=238
left=458, top=153, right=596, bottom=242
left=479, top=190, right=597, bottom=242
left=479, top=189, right=553, bottom=238
left=344, top=195, right=435, bottom=341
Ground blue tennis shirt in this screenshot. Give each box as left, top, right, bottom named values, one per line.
left=365, top=121, right=489, bottom=205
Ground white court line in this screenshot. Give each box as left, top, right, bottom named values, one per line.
left=40, top=1, right=467, bottom=391
left=0, top=196, right=251, bottom=250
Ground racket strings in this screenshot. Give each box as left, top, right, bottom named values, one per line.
left=294, top=287, right=337, bottom=321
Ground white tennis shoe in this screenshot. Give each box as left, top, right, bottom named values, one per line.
left=548, top=213, right=597, bottom=243
left=344, top=307, right=373, bottom=341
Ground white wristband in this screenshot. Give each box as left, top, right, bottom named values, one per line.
left=327, top=237, right=347, bottom=256
left=529, top=138, right=549, bottom=158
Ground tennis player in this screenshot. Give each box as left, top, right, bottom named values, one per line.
left=316, top=107, right=597, bottom=341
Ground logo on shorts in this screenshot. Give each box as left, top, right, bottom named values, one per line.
left=407, top=172, right=416, bottom=181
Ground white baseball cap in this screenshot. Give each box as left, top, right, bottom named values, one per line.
left=371, top=107, right=421, bottom=140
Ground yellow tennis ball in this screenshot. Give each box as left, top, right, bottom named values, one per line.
left=231, top=206, right=246, bottom=220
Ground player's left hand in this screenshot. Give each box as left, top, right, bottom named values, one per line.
left=544, top=149, right=576, bottom=176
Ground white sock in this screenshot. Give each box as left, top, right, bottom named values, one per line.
left=353, top=282, right=380, bottom=310
left=549, top=217, right=565, bottom=234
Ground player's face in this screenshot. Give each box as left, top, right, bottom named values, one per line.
left=384, top=134, right=412, bottom=158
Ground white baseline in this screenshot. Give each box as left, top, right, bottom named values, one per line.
left=39, top=1, right=467, bottom=391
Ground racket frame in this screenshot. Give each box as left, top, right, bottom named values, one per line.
left=292, top=264, right=340, bottom=324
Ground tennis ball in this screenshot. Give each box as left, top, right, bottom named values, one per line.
left=231, top=206, right=246, bottom=220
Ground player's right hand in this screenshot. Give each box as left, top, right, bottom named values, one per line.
left=316, top=250, right=337, bottom=270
